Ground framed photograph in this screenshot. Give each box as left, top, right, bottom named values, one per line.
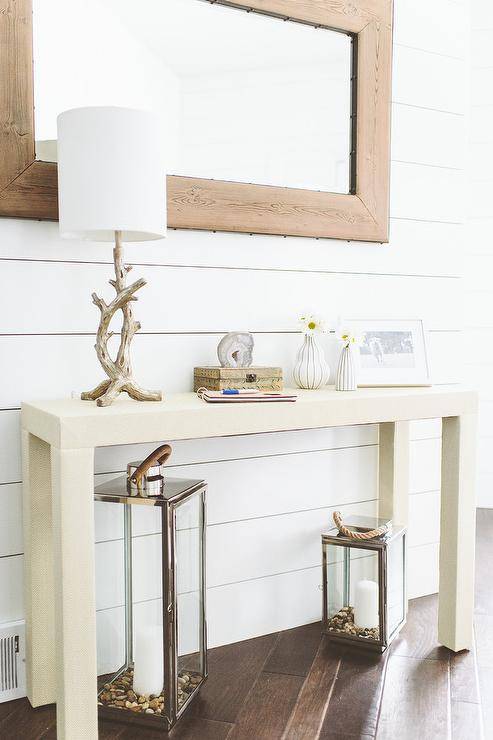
left=343, top=319, right=431, bottom=387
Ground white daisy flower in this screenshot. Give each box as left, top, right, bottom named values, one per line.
left=336, top=329, right=363, bottom=347
left=299, top=315, right=327, bottom=335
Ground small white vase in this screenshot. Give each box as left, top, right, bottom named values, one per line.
left=293, top=334, right=330, bottom=390
left=336, top=345, right=357, bottom=391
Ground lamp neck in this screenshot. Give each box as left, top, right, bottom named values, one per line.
left=114, top=230, right=125, bottom=291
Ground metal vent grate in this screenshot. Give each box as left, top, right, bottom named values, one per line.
left=1, top=635, right=19, bottom=692
left=0, top=622, right=25, bottom=703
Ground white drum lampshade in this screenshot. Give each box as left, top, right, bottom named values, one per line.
left=57, top=106, right=166, bottom=241
left=56, top=106, right=167, bottom=406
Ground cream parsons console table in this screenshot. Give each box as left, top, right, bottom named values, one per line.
left=21, top=385, right=478, bottom=739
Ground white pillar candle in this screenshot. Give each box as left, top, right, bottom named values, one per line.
left=133, top=625, right=164, bottom=697
left=354, top=580, right=379, bottom=629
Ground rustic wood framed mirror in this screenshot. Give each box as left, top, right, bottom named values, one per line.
left=0, top=0, right=392, bottom=242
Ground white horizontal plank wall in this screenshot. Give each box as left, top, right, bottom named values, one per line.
left=468, top=0, right=493, bottom=506
left=0, top=0, right=468, bottom=676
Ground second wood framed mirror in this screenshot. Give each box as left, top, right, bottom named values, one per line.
left=0, top=0, right=393, bottom=242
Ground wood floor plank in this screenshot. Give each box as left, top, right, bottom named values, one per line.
left=40, top=719, right=126, bottom=740
left=478, top=666, right=493, bottom=739
left=474, top=614, right=493, bottom=667
left=390, top=594, right=450, bottom=661
left=38, top=713, right=233, bottom=740
left=190, top=632, right=279, bottom=723
left=475, top=509, right=493, bottom=616
left=263, top=621, right=323, bottom=677
left=482, top=702, right=493, bottom=740
left=451, top=700, right=483, bottom=740
left=0, top=698, right=24, bottom=725
left=0, top=700, right=56, bottom=740
left=319, top=734, right=373, bottom=739
left=475, top=511, right=493, bottom=739
left=96, top=720, right=126, bottom=740
left=37, top=706, right=231, bottom=739
left=319, top=646, right=389, bottom=739
left=169, top=716, right=233, bottom=740
left=450, top=647, right=480, bottom=704
left=376, top=656, right=450, bottom=740
left=283, top=636, right=340, bottom=740
left=116, top=715, right=233, bottom=740
left=228, top=671, right=304, bottom=740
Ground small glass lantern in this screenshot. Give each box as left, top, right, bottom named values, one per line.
left=322, top=513, right=406, bottom=652
left=94, top=445, right=207, bottom=730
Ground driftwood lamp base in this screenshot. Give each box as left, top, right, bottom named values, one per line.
left=81, top=379, right=162, bottom=406
left=81, top=231, right=162, bottom=407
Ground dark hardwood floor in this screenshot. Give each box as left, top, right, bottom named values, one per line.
left=2, top=510, right=492, bottom=739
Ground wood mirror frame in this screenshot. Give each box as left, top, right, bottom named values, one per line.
left=0, top=0, right=392, bottom=242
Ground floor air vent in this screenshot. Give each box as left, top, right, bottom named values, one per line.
left=0, top=621, right=26, bottom=702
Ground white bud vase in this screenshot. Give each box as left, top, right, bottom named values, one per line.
left=336, top=345, right=357, bottom=391
left=293, top=334, right=330, bottom=390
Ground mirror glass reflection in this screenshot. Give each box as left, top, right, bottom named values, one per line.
left=33, top=0, right=353, bottom=194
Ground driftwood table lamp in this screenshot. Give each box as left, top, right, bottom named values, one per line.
left=57, top=106, right=167, bottom=406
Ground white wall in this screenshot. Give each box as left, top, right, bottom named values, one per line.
left=468, top=0, right=493, bottom=506
left=0, top=0, right=469, bottom=677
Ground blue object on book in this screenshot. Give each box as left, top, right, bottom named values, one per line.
left=221, top=389, right=239, bottom=395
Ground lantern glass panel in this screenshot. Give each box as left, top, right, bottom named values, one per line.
left=386, top=534, right=405, bottom=638
left=95, top=499, right=127, bottom=676
left=175, top=491, right=206, bottom=712
left=325, top=542, right=381, bottom=643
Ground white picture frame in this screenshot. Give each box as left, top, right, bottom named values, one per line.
left=343, top=319, right=431, bottom=387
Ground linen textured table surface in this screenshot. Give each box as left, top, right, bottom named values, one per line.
left=21, top=385, right=478, bottom=739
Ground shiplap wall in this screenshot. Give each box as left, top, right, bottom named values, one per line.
left=468, top=0, right=493, bottom=506
left=0, top=0, right=469, bottom=675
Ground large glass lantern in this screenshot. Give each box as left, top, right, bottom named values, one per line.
left=94, top=445, right=207, bottom=730
left=322, top=513, right=406, bottom=652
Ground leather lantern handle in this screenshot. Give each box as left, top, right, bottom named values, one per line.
left=130, top=443, right=172, bottom=486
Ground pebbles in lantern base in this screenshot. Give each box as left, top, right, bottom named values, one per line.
left=293, top=334, right=330, bottom=390
left=326, top=606, right=380, bottom=641
left=98, top=666, right=204, bottom=716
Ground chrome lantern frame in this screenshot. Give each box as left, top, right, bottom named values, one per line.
left=94, top=471, right=207, bottom=731
left=321, top=519, right=406, bottom=653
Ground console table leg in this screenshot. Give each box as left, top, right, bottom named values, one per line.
left=378, top=421, right=410, bottom=526
left=22, top=431, right=56, bottom=707
left=51, top=446, right=98, bottom=740
left=439, top=414, right=477, bottom=652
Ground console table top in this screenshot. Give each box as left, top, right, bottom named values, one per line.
left=21, top=385, right=477, bottom=450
